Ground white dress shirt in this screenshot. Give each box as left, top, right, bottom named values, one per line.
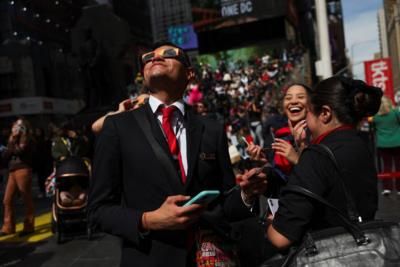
left=149, top=96, right=253, bottom=208
left=148, top=95, right=188, bottom=176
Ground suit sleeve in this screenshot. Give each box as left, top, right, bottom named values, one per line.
left=216, top=124, right=252, bottom=221
left=88, top=117, right=145, bottom=246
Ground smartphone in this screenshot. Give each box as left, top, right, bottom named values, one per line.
left=261, top=147, right=273, bottom=152
left=240, top=157, right=260, bottom=170
left=270, top=128, right=275, bottom=142
left=183, top=190, right=220, bottom=207
left=15, top=125, right=26, bottom=134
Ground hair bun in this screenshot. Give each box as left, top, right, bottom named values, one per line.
left=352, top=83, right=382, bottom=118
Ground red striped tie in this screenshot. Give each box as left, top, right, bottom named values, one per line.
left=160, top=106, right=186, bottom=184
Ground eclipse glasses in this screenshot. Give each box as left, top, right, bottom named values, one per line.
left=140, top=47, right=190, bottom=68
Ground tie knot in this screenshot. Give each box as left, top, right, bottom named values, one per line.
left=160, top=105, right=176, bottom=119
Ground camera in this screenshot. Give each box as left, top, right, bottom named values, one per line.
left=15, top=125, right=26, bottom=134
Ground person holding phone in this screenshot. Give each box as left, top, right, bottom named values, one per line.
left=247, top=83, right=311, bottom=180
left=0, top=118, right=35, bottom=237
left=266, top=77, right=381, bottom=249
left=88, top=42, right=266, bottom=267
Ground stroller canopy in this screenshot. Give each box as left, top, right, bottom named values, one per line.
left=56, top=156, right=89, bottom=178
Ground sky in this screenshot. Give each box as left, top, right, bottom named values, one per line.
left=341, top=0, right=382, bottom=80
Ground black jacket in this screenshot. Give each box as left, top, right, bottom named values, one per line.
left=273, top=129, right=378, bottom=243
left=88, top=103, right=250, bottom=267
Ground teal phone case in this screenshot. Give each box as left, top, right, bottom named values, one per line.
left=183, top=190, right=220, bottom=206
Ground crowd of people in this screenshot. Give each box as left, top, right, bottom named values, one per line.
left=0, top=42, right=399, bottom=267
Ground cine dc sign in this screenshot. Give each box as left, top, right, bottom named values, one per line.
left=364, top=58, right=395, bottom=102
left=221, top=0, right=253, bottom=17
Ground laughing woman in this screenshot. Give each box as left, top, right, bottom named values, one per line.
left=247, top=84, right=311, bottom=180
left=266, top=77, right=382, bottom=249
left=271, top=84, right=311, bottom=172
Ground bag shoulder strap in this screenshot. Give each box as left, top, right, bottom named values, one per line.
left=306, top=144, right=361, bottom=222
left=283, top=184, right=369, bottom=246
left=132, top=109, right=184, bottom=193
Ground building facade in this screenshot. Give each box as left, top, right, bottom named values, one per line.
left=0, top=0, right=146, bottom=123
left=378, top=8, right=389, bottom=58
left=148, top=0, right=193, bottom=43
left=0, top=0, right=87, bottom=122
left=383, top=0, right=400, bottom=92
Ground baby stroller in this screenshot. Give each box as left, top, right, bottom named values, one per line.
left=51, top=156, right=91, bottom=244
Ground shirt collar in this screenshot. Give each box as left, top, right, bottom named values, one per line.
left=149, top=95, right=185, bottom=116
left=311, top=125, right=354, bottom=144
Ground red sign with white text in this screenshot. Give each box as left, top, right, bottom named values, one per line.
left=364, top=58, right=394, bottom=102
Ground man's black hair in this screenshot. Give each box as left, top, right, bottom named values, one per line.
left=151, top=41, right=181, bottom=51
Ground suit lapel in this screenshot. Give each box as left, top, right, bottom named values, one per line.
left=185, top=108, right=204, bottom=190
left=136, top=104, right=184, bottom=193
left=143, top=104, right=171, bottom=156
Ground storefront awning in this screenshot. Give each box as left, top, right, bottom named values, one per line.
left=0, top=97, right=85, bottom=117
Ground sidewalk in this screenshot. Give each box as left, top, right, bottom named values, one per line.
left=0, top=173, right=120, bottom=267
left=1, top=230, right=120, bottom=267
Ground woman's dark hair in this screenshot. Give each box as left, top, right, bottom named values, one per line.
left=279, top=83, right=312, bottom=112
left=310, top=77, right=383, bottom=125
left=10, top=117, right=33, bottom=145
left=283, top=83, right=312, bottom=96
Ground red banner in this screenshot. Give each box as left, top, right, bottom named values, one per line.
left=364, top=58, right=394, bottom=102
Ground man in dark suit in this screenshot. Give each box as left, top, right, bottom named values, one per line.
left=88, top=42, right=266, bottom=266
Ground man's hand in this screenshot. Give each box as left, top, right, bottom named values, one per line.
left=271, top=138, right=299, bottom=165
left=142, top=195, right=205, bottom=231
left=237, top=168, right=267, bottom=204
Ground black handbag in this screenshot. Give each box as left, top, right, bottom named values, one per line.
left=262, top=144, right=400, bottom=267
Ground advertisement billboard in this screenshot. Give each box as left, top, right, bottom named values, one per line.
left=168, top=24, right=199, bottom=50
left=191, top=0, right=286, bottom=32
left=364, top=58, right=394, bottom=102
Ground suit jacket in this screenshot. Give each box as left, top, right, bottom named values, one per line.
left=88, top=103, right=250, bottom=267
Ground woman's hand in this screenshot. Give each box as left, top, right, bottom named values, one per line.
left=10, top=124, right=20, bottom=138
left=271, top=138, right=299, bottom=165
left=118, top=99, right=134, bottom=112
left=246, top=143, right=267, bottom=162
left=289, top=120, right=308, bottom=151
